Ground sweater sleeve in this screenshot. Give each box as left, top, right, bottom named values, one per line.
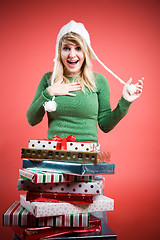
left=26, top=72, right=53, bottom=126
left=96, top=73, right=132, bottom=133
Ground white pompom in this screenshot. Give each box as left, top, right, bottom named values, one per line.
left=43, top=96, right=57, bottom=112
left=127, top=84, right=137, bottom=95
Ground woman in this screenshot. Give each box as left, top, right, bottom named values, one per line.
left=27, top=20, right=143, bottom=143
left=26, top=20, right=143, bottom=225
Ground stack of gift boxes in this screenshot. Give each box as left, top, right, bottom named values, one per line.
left=3, top=135, right=115, bottom=239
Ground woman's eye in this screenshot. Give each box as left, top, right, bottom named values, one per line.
left=76, top=46, right=81, bottom=51
left=63, top=47, right=70, bottom=51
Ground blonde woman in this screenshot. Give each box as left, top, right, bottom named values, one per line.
left=27, top=20, right=143, bottom=143
left=26, top=20, right=143, bottom=225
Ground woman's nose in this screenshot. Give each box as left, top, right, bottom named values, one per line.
left=69, top=49, right=76, bottom=58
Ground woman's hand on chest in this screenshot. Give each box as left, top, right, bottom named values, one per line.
left=47, top=78, right=82, bottom=97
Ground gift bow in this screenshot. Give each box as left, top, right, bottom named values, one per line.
left=52, top=135, right=76, bottom=150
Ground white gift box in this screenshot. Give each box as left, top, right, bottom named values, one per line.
left=29, top=140, right=59, bottom=150
left=66, top=141, right=97, bottom=152
left=28, top=139, right=97, bottom=152
left=17, top=178, right=104, bottom=195
left=20, top=194, right=114, bottom=217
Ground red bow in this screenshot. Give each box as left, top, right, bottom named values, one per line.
left=52, top=135, right=76, bottom=150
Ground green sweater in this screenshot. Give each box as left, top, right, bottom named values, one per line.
left=27, top=72, right=131, bottom=143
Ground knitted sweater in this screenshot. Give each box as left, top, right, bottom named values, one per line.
left=27, top=72, right=131, bottom=143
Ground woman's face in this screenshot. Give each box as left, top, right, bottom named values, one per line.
left=60, top=42, right=85, bottom=77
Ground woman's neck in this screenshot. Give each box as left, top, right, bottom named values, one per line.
left=64, top=69, right=82, bottom=78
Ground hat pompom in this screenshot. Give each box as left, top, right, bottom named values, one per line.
left=127, top=84, right=137, bottom=95
left=43, top=96, right=57, bottom=112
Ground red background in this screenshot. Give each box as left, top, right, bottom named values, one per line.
left=1, top=0, right=160, bottom=239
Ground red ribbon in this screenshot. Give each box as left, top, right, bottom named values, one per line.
left=52, top=135, right=76, bottom=150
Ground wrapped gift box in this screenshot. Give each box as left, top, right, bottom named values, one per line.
left=26, top=192, right=93, bottom=203
left=21, top=148, right=110, bottom=164
left=3, top=201, right=90, bottom=227
left=21, top=148, right=100, bottom=164
left=28, top=138, right=97, bottom=152
left=11, top=215, right=101, bottom=240
left=19, top=169, right=95, bottom=184
left=22, top=159, right=115, bottom=175
left=20, top=194, right=114, bottom=217
left=18, top=178, right=104, bottom=195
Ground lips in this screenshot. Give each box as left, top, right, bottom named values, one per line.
left=67, top=60, right=79, bottom=65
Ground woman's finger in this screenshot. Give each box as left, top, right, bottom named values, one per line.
left=66, top=93, right=76, bottom=96
left=136, top=89, right=143, bottom=93
left=126, top=77, right=132, bottom=86
left=136, top=85, right=143, bottom=90
left=137, top=80, right=143, bottom=85
left=69, top=86, right=82, bottom=91
left=70, top=82, right=81, bottom=87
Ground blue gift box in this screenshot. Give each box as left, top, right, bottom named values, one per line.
left=22, top=159, right=115, bottom=175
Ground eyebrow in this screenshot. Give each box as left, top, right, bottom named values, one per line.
left=61, top=43, right=80, bottom=47
left=62, top=43, right=68, bottom=46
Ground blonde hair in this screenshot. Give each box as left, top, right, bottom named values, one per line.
left=51, top=32, right=96, bottom=92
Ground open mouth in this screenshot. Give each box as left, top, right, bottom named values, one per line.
left=67, top=60, right=79, bottom=65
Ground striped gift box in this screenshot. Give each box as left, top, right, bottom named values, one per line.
left=3, top=201, right=90, bottom=227
left=19, top=168, right=94, bottom=184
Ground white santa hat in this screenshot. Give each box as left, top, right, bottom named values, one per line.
left=51, top=20, right=126, bottom=85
